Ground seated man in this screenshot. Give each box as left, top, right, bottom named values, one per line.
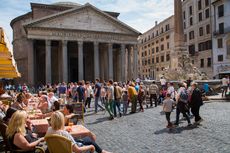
left=37, top=95, right=50, bottom=114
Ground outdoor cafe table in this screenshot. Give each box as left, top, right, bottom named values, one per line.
left=27, top=109, right=43, bottom=119
left=31, top=119, right=49, bottom=135
left=65, top=125, right=96, bottom=140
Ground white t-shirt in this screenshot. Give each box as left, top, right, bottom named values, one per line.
left=167, top=86, right=175, bottom=99
left=160, top=79, right=166, bottom=86
left=222, top=78, right=229, bottom=86
left=46, top=127, right=76, bottom=145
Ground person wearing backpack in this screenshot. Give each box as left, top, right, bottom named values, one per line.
left=174, top=82, right=192, bottom=127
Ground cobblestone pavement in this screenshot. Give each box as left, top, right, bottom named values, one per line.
left=83, top=102, right=230, bottom=153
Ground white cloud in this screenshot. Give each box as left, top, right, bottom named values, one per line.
left=0, top=0, right=174, bottom=43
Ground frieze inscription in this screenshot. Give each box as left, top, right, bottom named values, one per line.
left=50, top=31, right=124, bottom=41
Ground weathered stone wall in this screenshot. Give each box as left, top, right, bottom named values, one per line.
left=12, top=14, right=33, bottom=85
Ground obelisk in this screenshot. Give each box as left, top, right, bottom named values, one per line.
left=171, top=0, right=187, bottom=69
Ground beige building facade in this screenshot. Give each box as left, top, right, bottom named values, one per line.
left=11, top=2, right=140, bottom=85
left=182, top=0, right=213, bottom=78
left=138, top=16, right=174, bottom=80
left=211, top=0, right=230, bottom=78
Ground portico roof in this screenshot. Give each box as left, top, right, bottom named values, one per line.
left=23, top=3, right=141, bottom=36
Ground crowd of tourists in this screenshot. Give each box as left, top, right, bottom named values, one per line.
left=0, top=75, right=229, bottom=152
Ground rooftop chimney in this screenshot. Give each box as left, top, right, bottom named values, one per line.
left=155, top=21, right=158, bottom=26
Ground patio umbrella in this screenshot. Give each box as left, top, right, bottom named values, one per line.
left=0, top=27, right=21, bottom=79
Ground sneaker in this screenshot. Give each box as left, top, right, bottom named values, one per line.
left=187, top=123, right=192, bottom=127
left=195, top=118, right=203, bottom=124
left=174, top=123, right=179, bottom=127
left=108, top=116, right=114, bottom=120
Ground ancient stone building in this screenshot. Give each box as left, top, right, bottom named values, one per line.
left=11, top=2, right=140, bottom=85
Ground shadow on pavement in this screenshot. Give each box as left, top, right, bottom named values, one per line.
left=154, top=125, right=198, bottom=134
left=87, top=116, right=110, bottom=125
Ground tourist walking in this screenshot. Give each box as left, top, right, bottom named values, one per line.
left=190, top=82, right=203, bottom=124
left=167, top=82, right=176, bottom=101
left=85, top=81, right=93, bottom=108
left=77, top=81, right=85, bottom=102
left=100, top=84, right=107, bottom=107
left=106, top=80, right=114, bottom=119
left=122, top=90, right=128, bottom=115
left=174, top=83, right=191, bottom=126
left=163, top=93, right=175, bottom=128
left=114, top=82, right=122, bottom=117
left=149, top=81, right=159, bottom=107
left=221, top=76, right=229, bottom=97
left=94, top=79, right=105, bottom=113
left=58, top=82, right=67, bottom=104
left=137, top=85, right=145, bottom=112
left=128, top=82, right=138, bottom=113
left=160, top=77, right=167, bottom=89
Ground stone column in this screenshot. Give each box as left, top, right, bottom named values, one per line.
left=94, top=42, right=100, bottom=79
left=121, top=44, right=126, bottom=82
left=108, top=43, right=113, bottom=80
left=127, top=46, right=131, bottom=80
left=62, top=40, right=68, bottom=83
left=45, top=40, right=51, bottom=84
left=174, top=0, right=184, bottom=46
left=133, top=44, right=138, bottom=79
left=78, top=41, right=84, bottom=81
left=172, top=0, right=187, bottom=69
left=28, top=40, right=34, bottom=85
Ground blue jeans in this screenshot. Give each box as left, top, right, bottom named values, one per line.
left=113, top=99, right=121, bottom=117
left=94, top=97, right=104, bottom=113
left=123, top=101, right=128, bottom=115
left=75, top=137, right=102, bottom=153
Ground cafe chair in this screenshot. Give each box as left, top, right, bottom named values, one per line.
left=0, top=122, right=45, bottom=153
left=45, top=134, right=72, bottom=153
left=72, top=102, right=84, bottom=125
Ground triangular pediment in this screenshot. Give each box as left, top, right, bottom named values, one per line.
left=25, top=4, right=139, bottom=35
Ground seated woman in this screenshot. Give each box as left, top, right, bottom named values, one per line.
left=46, top=111, right=94, bottom=153
left=6, top=110, right=44, bottom=152
left=11, top=93, right=27, bottom=110
left=46, top=111, right=111, bottom=153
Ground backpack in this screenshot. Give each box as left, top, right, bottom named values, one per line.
left=179, top=88, right=189, bottom=103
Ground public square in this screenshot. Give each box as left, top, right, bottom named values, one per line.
left=0, top=0, right=230, bottom=153
left=83, top=101, right=230, bottom=153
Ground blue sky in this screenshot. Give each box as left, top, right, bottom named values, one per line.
left=0, top=0, right=174, bottom=43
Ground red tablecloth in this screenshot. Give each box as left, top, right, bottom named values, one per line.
left=65, top=125, right=96, bottom=140
left=31, top=119, right=49, bottom=134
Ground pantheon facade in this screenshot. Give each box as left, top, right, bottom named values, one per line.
left=11, top=2, right=140, bottom=85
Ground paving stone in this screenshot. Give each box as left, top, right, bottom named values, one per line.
left=83, top=102, right=230, bottom=153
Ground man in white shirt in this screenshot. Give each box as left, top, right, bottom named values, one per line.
left=222, top=76, right=229, bottom=97
left=160, top=77, right=167, bottom=89
left=48, top=92, right=58, bottom=108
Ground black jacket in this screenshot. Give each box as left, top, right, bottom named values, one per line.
left=191, top=88, right=203, bottom=107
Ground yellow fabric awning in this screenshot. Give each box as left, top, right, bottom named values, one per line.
left=0, top=27, right=21, bottom=79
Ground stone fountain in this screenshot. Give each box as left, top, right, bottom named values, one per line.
left=162, top=0, right=208, bottom=81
